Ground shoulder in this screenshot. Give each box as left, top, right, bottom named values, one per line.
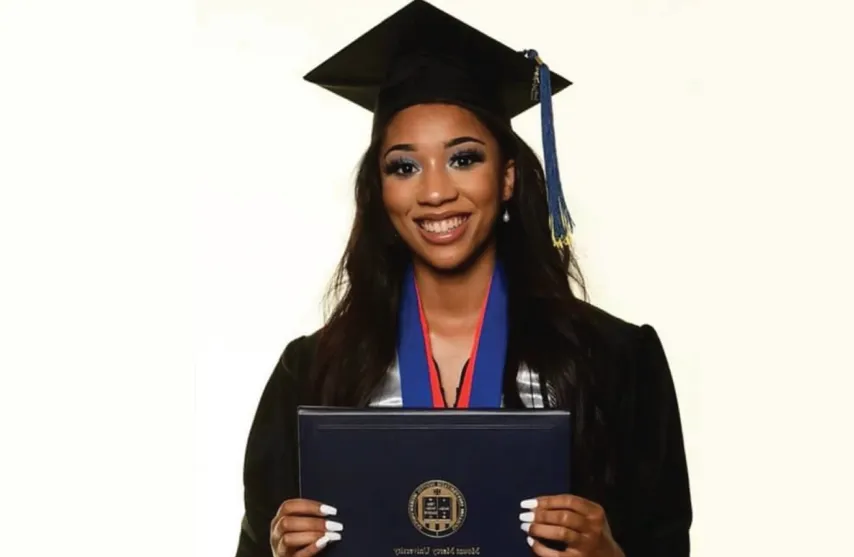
left=573, top=300, right=638, bottom=341
left=269, top=329, right=323, bottom=384
left=573, top=300, right=668, bottom=363
left=570, top=301, right=675, bottom=404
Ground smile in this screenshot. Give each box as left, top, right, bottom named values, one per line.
left=414, top=214, right=471, bottom=245
left=416, top=215, right=469, bottom=233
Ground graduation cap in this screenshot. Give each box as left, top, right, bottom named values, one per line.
left=304, top=0, right=575, bottom=247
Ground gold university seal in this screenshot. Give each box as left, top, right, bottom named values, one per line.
left=408, top=480, right=467, bottom=538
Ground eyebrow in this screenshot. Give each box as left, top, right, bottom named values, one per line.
left=383, top=136, right=485, bottom=158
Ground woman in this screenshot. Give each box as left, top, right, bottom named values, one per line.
left=236, top=2, right=692, bottom=556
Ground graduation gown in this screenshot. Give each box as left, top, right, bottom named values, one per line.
left=234, top=302, right=692, bottom=556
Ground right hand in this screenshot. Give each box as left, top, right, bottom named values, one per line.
left=269, top=499, right=343, bottom=557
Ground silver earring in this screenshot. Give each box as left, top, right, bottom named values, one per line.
left=502, top=209, right=510, bottom=223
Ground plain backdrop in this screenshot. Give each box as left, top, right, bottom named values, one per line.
left=1, top=0, right=853, bottom=556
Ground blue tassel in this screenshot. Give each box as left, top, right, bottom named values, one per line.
left=523, top=49, right=574, bottom=248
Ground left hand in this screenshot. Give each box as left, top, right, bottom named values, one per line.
left=519, top=495, right=624, bottom=557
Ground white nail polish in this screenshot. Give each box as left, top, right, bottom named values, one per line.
left=520, top=523, right=530, bottom=533
left=519, top=511, right=534, bottom=522
left=520, top=499, right=538, bottom=509
left=326, top=532, right=341, bottom=542
left=320, top=504, right=337, bottom=516
left=316, top=534, right=330, bottom=549
left=325, top=520, right=344, bottom=532
left=527, top=536, right=534, bottom=547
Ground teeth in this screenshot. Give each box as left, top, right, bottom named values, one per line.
left=419, top=216, right=467, bottom=234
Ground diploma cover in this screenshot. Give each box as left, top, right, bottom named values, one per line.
left=298, top=407, right=571, bottom=557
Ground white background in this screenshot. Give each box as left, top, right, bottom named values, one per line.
left=1, top=0, right=853, bottom=556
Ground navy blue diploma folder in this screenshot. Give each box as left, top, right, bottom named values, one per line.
left=297, top=407, right=571, bottom=557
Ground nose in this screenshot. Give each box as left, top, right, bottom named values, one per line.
left=415, top=163, right=458, bottom=206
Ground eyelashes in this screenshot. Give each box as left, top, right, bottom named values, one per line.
left=450, top=149, right=486, bottom=168
left=382, top=148, right=487, bottom=177
left=383, top=157, right=419, bottom=176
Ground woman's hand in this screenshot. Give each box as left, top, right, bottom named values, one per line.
left=519, top=495, right=623, bottom=557
left=269, top=499, right=343, bottom=557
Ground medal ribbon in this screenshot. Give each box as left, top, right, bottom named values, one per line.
left=397, top=262, right=508, bottom=408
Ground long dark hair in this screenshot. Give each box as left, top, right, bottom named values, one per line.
left=307, top=105, right=612, bottom=497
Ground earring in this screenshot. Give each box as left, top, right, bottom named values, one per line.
left=502, top=208, right=510, bottom=223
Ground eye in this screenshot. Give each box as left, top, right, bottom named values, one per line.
left=449, top=149, right=486, bottom=169
left=383, top=157, right=420, bottom=177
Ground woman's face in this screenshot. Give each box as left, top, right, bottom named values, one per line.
left=380, top=104, right=514, bottom=271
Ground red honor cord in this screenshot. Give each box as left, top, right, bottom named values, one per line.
left=413, top=277, right=493, bottom=408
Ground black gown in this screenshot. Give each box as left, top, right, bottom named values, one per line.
left=234, top=302, right=693, bottom=556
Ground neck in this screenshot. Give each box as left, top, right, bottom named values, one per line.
left=413, top=246, right=497, bottom=321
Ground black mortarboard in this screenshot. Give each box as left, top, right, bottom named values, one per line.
left=303, top=0, right=576, bottom=247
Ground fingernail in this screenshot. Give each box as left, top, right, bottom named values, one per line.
left=520, top=499, right=538, bottom=509
left=325, top=520, right=344, bottom=532
left=326, top=532, right=341, bottom=542
left=320, top=504, right=337, bottom=516
left=316, top=534, right=330, bottom=549
left=520, top=522, right=530, bottom=533
left=519, top=511, right=534, bottom=522
left=527, top=536, right=534, bottom=547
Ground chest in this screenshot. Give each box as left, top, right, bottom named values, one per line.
left=429, top=331, right=474, bottom=405
left=369, top=356, right=548, bottom=409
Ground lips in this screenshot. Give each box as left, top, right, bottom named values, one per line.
left=413, top=213, right=472, bottom=245
left=416, top=214, right=470, bottom=234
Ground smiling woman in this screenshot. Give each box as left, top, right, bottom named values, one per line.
left=236, top=2, right=692, bottom=557
left=381, top=105, right=512, bottom=271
